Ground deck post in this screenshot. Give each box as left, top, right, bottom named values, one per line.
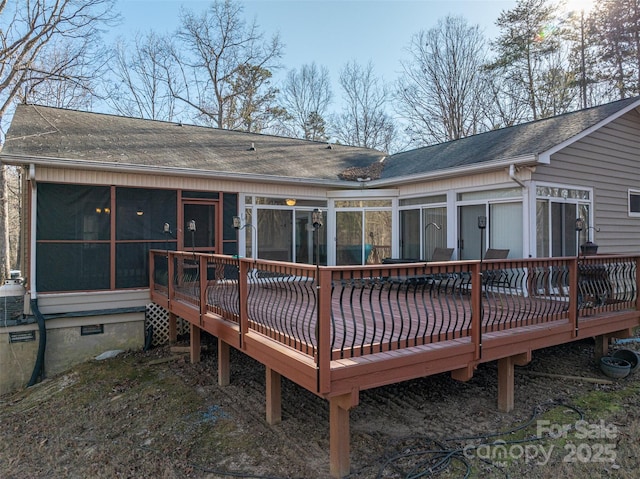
left=569, top=258, right=579, bottom=338
left=470, top=262, right=482, bottom=360
left=317, top=268, right=332, bottom=394
left=596, top=329, right=633, bottom=360
left=265, top=367, right=282, bottom=425
left=593, top=334, right=609, bottom=361
left=190, top=323, right=201, bottom=363
left=167, top=251, right=175, bottom=305
left=329, top=390, right=359, bottom=478
left=199, top=254, right=207, bottom=326
left=168, top=312, right=178, bottom=344
left=636, top=257, right=640, bottom=312
left=218, top=338, right=230, bottom=386
left=497, top=356, right=515, bottom=412
left=238, top=259, right=250, bottom=349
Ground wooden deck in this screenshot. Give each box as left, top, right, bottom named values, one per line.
left=149, top=251, right=640, bottom=478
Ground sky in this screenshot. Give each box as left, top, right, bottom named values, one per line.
left=112, top=0, right=520, bottom=101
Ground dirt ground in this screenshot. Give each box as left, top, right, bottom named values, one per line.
left=1, top=332, right=639, bottom=479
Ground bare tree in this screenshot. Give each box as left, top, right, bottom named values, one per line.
left=105, top=32, right=179, bottom=121
left=396, top=16, right=489, bottom=146
left=18, top=39, right=99, bottom=111
left=0, top=0, right=118, bottom=281
left=535, top=49, right=579, bottom=117
left=165, top=0, right=283, bottom=130
left=333, top=60, right=397, bottom=153
left=3, top=166, right=21, bottom=272
left=0, top=0, right=118, bottom=127
left=480, top=67, right=531, bottom=129
left=279, top=63, right=332, bottom=140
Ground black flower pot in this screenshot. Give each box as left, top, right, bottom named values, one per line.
left=600, top=356, right=631, bottom=379
left=580, top=241, right=598, bottom=255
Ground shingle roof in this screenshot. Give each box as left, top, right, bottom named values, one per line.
left=380, top=96, right=640, bottom=180
left=1, top=104, right=386, bottom=183
left=4, top=98, right=640, bottom=185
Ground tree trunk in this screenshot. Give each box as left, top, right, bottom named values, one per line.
left=0, top=165, right=10, bottom=281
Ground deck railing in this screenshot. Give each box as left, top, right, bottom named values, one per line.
left=149, top=251, right=639, bottom=368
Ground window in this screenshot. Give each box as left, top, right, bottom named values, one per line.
left=490, top=202, right=523, bottom=258
left=37, top=184, right=112, bottom=291
left=535, top=185, right=592, bottom=258
left=242, top=196, right=327, bottom=264
left=399, top=194, right=446, bottom=207
left=335, top=203, right=392, bottom=265
left=629, top=190, right=640, bottom=216
left=458, top=187, right=522, bottom=201
left=36, top=183, right=177, bottom=292
left=399, top=207, right=447, bottom=260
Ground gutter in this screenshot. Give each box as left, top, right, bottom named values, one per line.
left=367, top=154, right=538, bottom=188
left=5, top=153, right=540, bottom=190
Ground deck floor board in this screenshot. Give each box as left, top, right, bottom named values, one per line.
left=171, top=281, right=572, bottom=359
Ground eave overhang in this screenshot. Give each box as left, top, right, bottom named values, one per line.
left=0, top=153, right=363, bottom=189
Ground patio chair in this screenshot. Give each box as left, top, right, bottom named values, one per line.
left=397, top=247, right=455, bottom=286
left=482, top=248, right=510, bottom=287
left=382, top=248, right=453, bottom=264
left=483, top=248, right=510, bottom=260
left=382, top=248, right=453, bottom=287
left=430, top=247, right=454, bottom=262
left=424, top=247, right=455, bottom=285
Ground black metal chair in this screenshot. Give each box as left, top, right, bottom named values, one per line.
left=382, top=247, right=454, bottom=286
left=482, top=248, right=510, bottom=287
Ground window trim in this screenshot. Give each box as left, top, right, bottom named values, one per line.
left=629, top=189, right=640, bottom=217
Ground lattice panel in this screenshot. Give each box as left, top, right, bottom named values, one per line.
left=145, top=303, right=189, bottom=346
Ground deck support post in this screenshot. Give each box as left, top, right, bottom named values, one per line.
left=594, top=334, right=610, bottom=361
left=218, top=338, right=230, bottom=386
left=168, top=312, right=178, bottom=344
left=514, top=351, right=531, bottom=367
left=451, top=364, right=475, bottom=382
left=497, top=356, right=515, bottom=412
left=190, top=323, right=201, bottom=364
left=265, top=367, right=281, bottom=425
left=496, top=352, right=529, bottom=412
left=330, top=390, right=359, bottom=478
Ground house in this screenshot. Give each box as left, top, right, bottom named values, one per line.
left=1, top=96, right=640, bottom=394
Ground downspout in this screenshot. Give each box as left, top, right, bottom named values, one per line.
left=27, top=298, right=46, bottom=387
left=509, top=164, right=526, bottom=187
left=27, top=164, right=46, bottom=387
left=29, top=164, right=37, bottom=298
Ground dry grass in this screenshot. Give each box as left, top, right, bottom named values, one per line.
left=1, top=334, right=639, bottom=479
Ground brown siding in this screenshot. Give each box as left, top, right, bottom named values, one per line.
left=533, top=109, right=640, bottom=254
